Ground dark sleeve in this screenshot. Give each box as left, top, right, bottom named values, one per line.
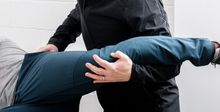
left=130, top=64, right=181, bottom=87
left=124, top=0, right=171, bottom=36
left=48, top=4, right=82, bottom=51
left=124, top=0, right=180, bottom=85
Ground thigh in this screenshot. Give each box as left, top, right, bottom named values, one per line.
left=0, top=103, right=74, bottom=112
left=14, top=51, right=99, bottom=105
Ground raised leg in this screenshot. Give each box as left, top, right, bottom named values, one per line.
left=99, top=36, right=214, bottom=66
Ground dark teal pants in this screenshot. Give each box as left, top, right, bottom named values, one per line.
left=0, top=36, right=214, bottom=112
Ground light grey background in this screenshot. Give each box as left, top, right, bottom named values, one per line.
left=175, top=0, right=220, bottom=112
left=1, top=0, right=219, bottom=112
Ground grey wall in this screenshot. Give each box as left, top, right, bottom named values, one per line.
left=175, top=0, right=220, bottom=112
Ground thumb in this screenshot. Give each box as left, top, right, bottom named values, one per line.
left=111, top=51, right=124, bottom=59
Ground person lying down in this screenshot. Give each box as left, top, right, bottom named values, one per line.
left=0, top=36, right=219, bottom=112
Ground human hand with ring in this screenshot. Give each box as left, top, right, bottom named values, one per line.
left=85, top=51, right=133, bottom=83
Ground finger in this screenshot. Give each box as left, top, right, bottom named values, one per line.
left=93, top=80, right=109, bottom=83
left=49, top=49, right=58, bottom=52
left=85, top=72, right=103, bottom=80
left=85, top=73, right=108, bottom=83
left=38, top=46, right=54, bottom=52
left=93, top=55, right=112, bottom=69
left=85, top=63, right=105, bottom=75
left=37, top=47, right=48, bottom=52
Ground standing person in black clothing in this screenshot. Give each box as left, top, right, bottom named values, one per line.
left=39, top=0, right=181, bottom=112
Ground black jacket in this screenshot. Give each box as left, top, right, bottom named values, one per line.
left=49, top=0, right=181, bottom=112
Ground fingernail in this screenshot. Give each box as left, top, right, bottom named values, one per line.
left=85, top=63, right=90, bottom=66
left=93, top=55, right=97, bottom=58
left=86, top=72, right=90, bottom=74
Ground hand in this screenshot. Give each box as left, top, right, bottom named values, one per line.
left=38, top=44, right=58, bottom=52
left=85, top=51, right=133, bottom=83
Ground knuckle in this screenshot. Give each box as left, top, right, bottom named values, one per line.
left=98, top=69, right=104, bottom=75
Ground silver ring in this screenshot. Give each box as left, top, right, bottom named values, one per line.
left=102, top=77, right=105, bottom=81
